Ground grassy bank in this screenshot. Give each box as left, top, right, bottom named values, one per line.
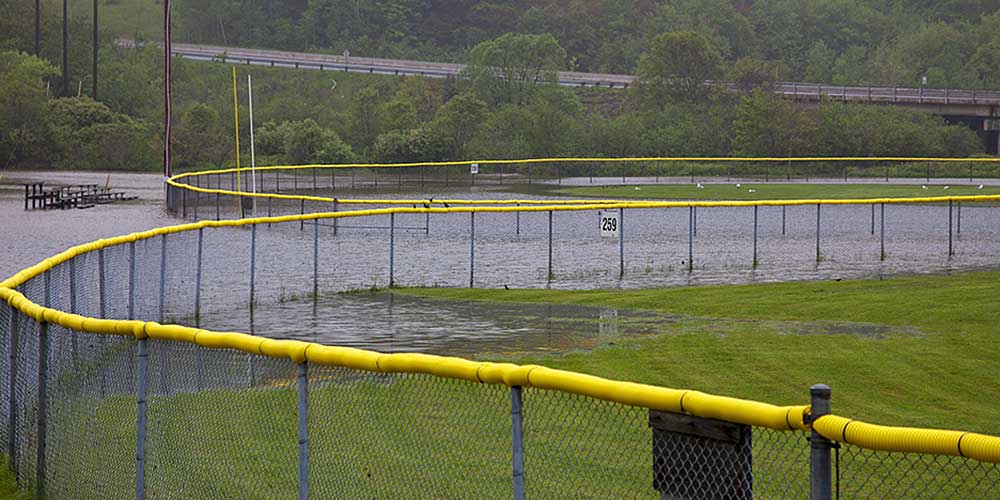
left=551, top=182, right=1000, bottom=201
left=397, top=271, right=1000, bottom=435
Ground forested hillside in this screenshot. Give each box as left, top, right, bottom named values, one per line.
left=0, top=0, right=996, bottom=171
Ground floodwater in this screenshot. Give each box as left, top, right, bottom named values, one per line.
left=4, top=170, right=1000, bottom=355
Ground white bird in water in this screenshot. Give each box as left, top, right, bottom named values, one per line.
left=634, top=187, right=640, bottom=190
left=748, top=189, right=756, bottom=193
left=735, top=183, right=741, bottom=189
left=943, top=185, right=950, bottom=190
left=696, top=183, right=704, bottom=189
left=921, top=185, right=927, bottom=189
left=978, top=184, right=984, bottom=189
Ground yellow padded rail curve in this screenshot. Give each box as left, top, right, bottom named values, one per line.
left=813, top=415, right=1000, bottom=464
left=1, top=194, right=999, bottom=459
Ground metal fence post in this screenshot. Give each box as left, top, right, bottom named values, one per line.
left=7, top=312, right=17, bottom=483
left=297, top=361, right=309, bottom=500
left=215, top=192, right=220, bottom=221
left=195, top=228, right=203, bottom=326
left=619, top=208, right=625, bottom=278
left=752, top=205, right=758, bottom=269
left=515, top=204, right=520, bottom=236
left=511, top=386, right=525, bottom=500
left=159, top=235, right=167, bottom=324
left=693, top=206, right=697, bottom=237
left=250, top=225, right=257, bottom=308
left=300, top=200, right=305, bottom=231
left=880, top=204, right=886, bottom=261
left=99, top=247, right=107, bottom=319
left=782, top=205, right=786, bottom=236
left=469, top=212, right=475, bottom=288
left=870, top=204, right=875, bottom=235
left=948, top=200, right=954, bottom=257
left=312, top=217, right=320, bottom=298
left=193, top=180, right=199, bottom=220
left=547, top=211, right=553, bottom=281
left=809, top=384, right=833, bottom=500
left=957, top=202, right=962, bottom=236
left=815, top=204, right=822, bottom=262
left=389, top=213, right=395, bottom=288
left=688, top=206, right=694, bottom=272
left=69, top=258, right=78, bottom=361
left=333, top=200, right=339, bottom=236
left=36, top=321, right=48, bottom=497
left=136, top=337, right=148, bottom=500
left=129, top=242, right=136, bottom=320
left=181, top=188, right=187, bottom=219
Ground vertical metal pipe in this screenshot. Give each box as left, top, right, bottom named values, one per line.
left=312, top=168, right=317, bottom=190
left=195, top=228, right=203, bottom=325
left=782, top=205, right=786, bottom=236
left=425, top=210, right=430, bottom=235
left=215, top=193, right=220, bottom=221
left=515, top=204, right=520, bottom=236
left=870, top=204, right=875, bottom=235
left=948, top=200, right=953, bottom=257
left=7, top=312, right=17, bottom=479
left=957, top=202, right=961, bottom=235
left=300, top=200, right=305, bottom=231
left=688, top=206, right=694, bottom=272
left=880, top=203, right=885, bottom=261
left=313, top=217, right=320, bottom=297
left=511, top=386, right=526, bottom=500
left=36, top=321, right=48, bottom=498
left=331, top=168, right=336, bottom=190
left=136, top=338, right=149, bottom=500
left=159, top=235, right=167, bottom=324
left=389, top=213, right=395, bottom=288
left=619, top=208, right=625, bottom=278
left=809, top=384, right=833, bottom=500
left=333, top=200, right=339, bottom=236
left=815, top=204, right=821, bottom=262
left=469, top=212, right=475, bottom=288
left=69, top=258, right=78, bottom=361
left=193, top=179, right=199, bottom=220
left=99, top=248, right=106, bottom=319
left=297, top=362, right=309, bottom=500
left=752, top=205, right=758, bottom=269
left=693, top=206, right=697, bottom=237
left=250, top=225, right=257, bottom=307
left=547, top=211, right=553, bottom=281
left=181, top=188, right=187, bottom=218
left=128, top=242, right=136, bottom=319
left=267, top=196, right=272, bottom=224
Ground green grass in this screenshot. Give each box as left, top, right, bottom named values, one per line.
left=397, top=271, right=1000, bottom=436
left=553, top=183, right=1000, bottom=201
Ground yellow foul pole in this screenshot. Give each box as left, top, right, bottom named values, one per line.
left=232, top=66, right=242, bottom=194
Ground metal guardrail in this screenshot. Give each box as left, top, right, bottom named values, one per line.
left=149, top=41, right=1000, bottom=101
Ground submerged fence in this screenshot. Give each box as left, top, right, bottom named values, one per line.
left=1, top=203, right=1000, bottom=498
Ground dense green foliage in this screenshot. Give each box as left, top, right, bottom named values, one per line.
left=0, top=1, right=994, bottom=171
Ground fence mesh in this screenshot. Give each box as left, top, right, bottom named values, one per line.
left=837, top=443, right=1000, bottom=499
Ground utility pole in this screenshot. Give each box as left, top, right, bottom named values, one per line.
left=164, top=0, right=173, bottom=178
left=34, top=0, right=40, bottom=56
left=62, top=0, right=68, bottom=96
left=92, top=0, right=98, bottom=99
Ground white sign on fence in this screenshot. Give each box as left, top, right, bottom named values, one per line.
left=470, top=163, right=479, bottom=174
left=599, top=210, right=619, bottom=238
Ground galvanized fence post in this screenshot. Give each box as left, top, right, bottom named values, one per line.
left=128, top=242, right=136, bottom=320
left=36, top=320, right=48, bottom=498
left=469, top=212, right=476, bottom=288
left=297, top=362, right=309, bottom=500
left=693, top=206, right=697, bottom=237
left=511, top=386, right=525, bottom=500
left=195, top=228, right=204, bottom=326
left=809, top=384, right=833, bottom=500
left=181, top=188, right=187, bottom=219
left=957, top=202, right=962, bottom=236
left=687, top=206, right=694, bottom=272
left=99, top=248, right=107, bottom=319
left=193, top=180, right=199, bottom=220
left=7, top=312, right=17, bottom=483
left=333, top=200, right=339, bottom=236
left=250, top=225, right=257, bottom=308
left=547, top=211, right=553, bottom=282
left=300, top=200, right=305, bottom=231
left=880, top=204, right=886, bottom=261
left=870, top=204, right=875, bottom=235
left=815, top=204, right=822, bottom=263
left=159, top=235, right=167, bottom=324
left=619, top=208, right=625, bottom=278
left=781, top=205, right=786, bottom=236
left=215, top=192, right=220, bottom=221
left=948, top=200, right=954, bottom=257
left=389, top=213, right=395, bottom=288
left=136, top=337, right=149, bottom=500
left=515, top=204, right=520, bottom=236
left=752, top=205, right=758, bottom=269
left=69, top=258, right=78, bottom=362
left=313, top=217, right=320, bottom=298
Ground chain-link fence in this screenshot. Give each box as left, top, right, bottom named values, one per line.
left=2, top=204, right=999, bottom=498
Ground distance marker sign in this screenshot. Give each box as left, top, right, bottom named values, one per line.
left=599, top=210, right=619, bottom=238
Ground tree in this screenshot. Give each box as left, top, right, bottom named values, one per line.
left=429, top=92, right=488, bottom=159
left=175, top=104, right=229, bottom=168
left=733, top=90, right=814, bottom=156
left=371, top=127, right=451, bottom=163
left=804, top=41, right=836, bottom=82
left=0, top=51, right=56, bottom=167
left=47, top=97, right=155, bottom=169
left=461, top=33, right=567, bottom=105
left=634, top=31, right=723, bottom=105
left=727, top=58, right=786, bottom=93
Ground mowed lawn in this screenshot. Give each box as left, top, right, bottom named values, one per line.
left=398, top=271, right=1000, bottom=436
left=554, top=182, right=1000, bottom=201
